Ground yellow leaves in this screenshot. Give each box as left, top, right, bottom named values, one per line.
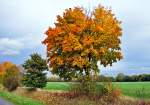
left=69, top=24, right=82, bottom=34
left=82, top=36, right=94, bottom=46
left=50, top=56, right=64, bottom=66
left=94, top=25, right=104, bottom=32
left=45, top=27, right=61, bottom=37
left=63, top=7, right=85, bottom=24
left=0, top=64, right=4, bottom=75
left=0, top=62, right=19, bottom=77
left=43, top=27, right=63, bottom=51
left=50, top=56, right=57, bottom=67
left=72, top=57, right=87, bottom=68
left=93, top=6, right=122, bottom=39
left=89, top=48, right=98, bottom=57
left=115, top=52, right=123, bottom=60
left=43, top=5, right=123, bottom=73
left=83, top=18, right=93, bottom=29
left=74, top=44, right=82, bottom=51
left=99, top=48, right=108, bottom=60
left=44, top=27, right=62, bottom=42
left=81, top=48, right=98, bottom=58
left=99, top=48, right=107, bottom=54
left=62, top=34, right=74, bottom=52
left=62, top=33, right=83, bottom=52
left=114, top=26, right=122, bottom=36
left=57, top=57, right=64, bottom=65
left=94, top=6, right=105, bottom=19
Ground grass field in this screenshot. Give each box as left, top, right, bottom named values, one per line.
left=45, top=82, right=150, bottom=99
left=113, top=82, right=150, bottom=99
left=0, top=91, right=44, bottom=105
left=44, top=82, right=70, bottom=91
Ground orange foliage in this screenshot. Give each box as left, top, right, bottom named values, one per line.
left=0, top=61, right=17, bottom=76
left=0, top=64, right=3, bottom=75
left=43, top=5, right=123, bottom=79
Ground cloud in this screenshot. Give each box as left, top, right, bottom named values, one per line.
left=100, top=60, right=150, bottom=76
left=0, top=38, right=23, bottom=55
left=19, top=33, right=44, bottom=49
left=0, top=0, right=150, bottom=75
left=0, top=33, right=44, bottom=56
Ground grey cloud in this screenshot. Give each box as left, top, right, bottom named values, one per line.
left=0, top=38, right=23, bottom=55
left=0, top=33, right=44, bottom=56
left=0, top=0, right=150, bottom=75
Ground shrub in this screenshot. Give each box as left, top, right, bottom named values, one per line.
left=2, top=65, right=20, bottom=91
left=3, top=76, right=19, bottom=91
left=0, top=62, right=15, bottom=84
left=69, top=81, right=97, bottom=98
left=112, top=88, right=121, bottom=98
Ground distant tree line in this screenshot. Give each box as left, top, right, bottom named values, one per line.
left=98, top=73, right=150, bottom=82
left=47, top=73, right=150, bottom=82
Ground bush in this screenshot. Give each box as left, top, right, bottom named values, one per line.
left=2, top=65, right=20, bottom=91
left=69, top=81, right=97, bottom=98
left=69, top=81, right=121, bottom=102
left=0, top=62, right=15, bottom=84
left=3, top=76, right=19, bottom=91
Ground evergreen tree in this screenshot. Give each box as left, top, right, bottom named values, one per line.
left=22, top=53, right=48, bottom=88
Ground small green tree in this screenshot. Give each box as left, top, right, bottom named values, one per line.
left=22, top=53, right=48, bottom=88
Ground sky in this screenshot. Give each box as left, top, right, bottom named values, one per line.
left=0, top=0, right=150, bottom=76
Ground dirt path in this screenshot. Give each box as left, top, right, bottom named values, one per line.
left=0, top=97, right=13, bottom=105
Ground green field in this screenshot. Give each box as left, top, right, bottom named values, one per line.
left=0, top=91, right=44, bottom=105
left=45, top=82, right=150, bottom=99
left=113, top=82, right=150, bottom=99
left=44, top=82, right=70, bottom=91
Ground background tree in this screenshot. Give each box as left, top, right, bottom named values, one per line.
left=0, top=62, right=16, bottom=83
left=22, top=53, right=48, bottom=88
left=116, top=73, right=125, bottom=82
left=0, top=62, right=15, bottom=73
left=0, top=62, right=20, bottom=91
left=2, top=65, right=20, bottom=91
left=0, top=63, right=4, bottom=83
left=43, top=6, right=122, bottom=82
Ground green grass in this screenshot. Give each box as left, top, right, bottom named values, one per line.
left=45, top=82, right=150, bottom=99
left=113, top=82, right=150, bottom=99
left=0, top=91, right=44, bottom=105
left=44, top=82, right=70, bottom=91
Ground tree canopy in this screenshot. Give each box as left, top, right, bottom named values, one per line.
left=0, top=61, right=20, bottom=91
left=0, top=61, right=17, bottom=77
left=43, top=6, right=123, bottom=81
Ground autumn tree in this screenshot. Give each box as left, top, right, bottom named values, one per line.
left=22, top=53, right=48, bottom=88
left=0, top=62, right=16, bottom=83
left=43, top=6, right=123, bottom=82
left=0, top=62, right=20, bottom=91
left=0, top=62, right=14, bottom=73
left=0, top=63, right=4, bottom=83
